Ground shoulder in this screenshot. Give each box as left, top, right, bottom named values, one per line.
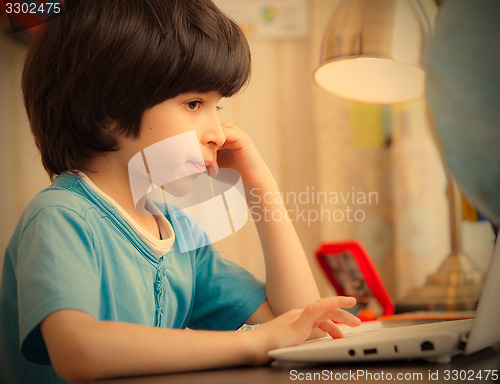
left=19, top=174, right=101, bottom=230
left=5, top=175, right=103, bottom=262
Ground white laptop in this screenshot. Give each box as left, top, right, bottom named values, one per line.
left=268, top=237, right=500, bottom=364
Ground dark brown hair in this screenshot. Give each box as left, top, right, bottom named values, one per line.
left=22, top=0, right=251, bottom=179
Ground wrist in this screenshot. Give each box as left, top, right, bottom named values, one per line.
left=239, top=327, right=272, bottom=366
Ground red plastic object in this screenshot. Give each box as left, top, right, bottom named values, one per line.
left=316, top=240, right=394, bottom=320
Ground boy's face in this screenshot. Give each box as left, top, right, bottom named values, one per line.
left=118, top=91, right=225, bottom=196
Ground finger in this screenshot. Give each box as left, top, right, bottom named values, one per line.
left=309, top=296, right=357, bottom=310
left=297, top=297, right=358, bottom=332
left=330, top=308, right=362, bottom=327
left=332, top=296, right=357, bottom=309
left=298, top=297, right=349, bottom=327
left=221, top=121, right=240, bottom=131
left=311, top=308, right=360, bottom=329
left=220, top=122, right=241, bottom=145
left=296, top=299, right=332, bottom=329
left=317, top=320, right=344, bottom=339
left=220, top=122, right=251, bottom=151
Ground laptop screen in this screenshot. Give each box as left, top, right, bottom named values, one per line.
left=465, top=236, right=500, bottom=354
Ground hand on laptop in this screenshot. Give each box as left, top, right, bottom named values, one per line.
left=248, top=296, right=361, bottom=364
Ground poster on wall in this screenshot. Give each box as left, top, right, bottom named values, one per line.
left=213, top=0, right=309, bottom=40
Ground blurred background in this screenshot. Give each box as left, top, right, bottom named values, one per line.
left=0, top=0, right=496, bottom=306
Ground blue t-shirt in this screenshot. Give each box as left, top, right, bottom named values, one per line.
left=0, top=174, right=266, bottom=384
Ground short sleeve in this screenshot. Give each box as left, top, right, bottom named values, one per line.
left=188, top=242, right=267, bottom=331
left=16, top=206, right=100, bottom=364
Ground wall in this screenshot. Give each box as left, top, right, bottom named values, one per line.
left=0, top=24, right=50, bottom=277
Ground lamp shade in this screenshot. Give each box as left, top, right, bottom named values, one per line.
left=314, top=0, right=430, bottom=104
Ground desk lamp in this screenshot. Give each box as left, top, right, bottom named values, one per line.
left=314, top=0, right=430, bottom=104
left=315, top=0, right=484, bottom=310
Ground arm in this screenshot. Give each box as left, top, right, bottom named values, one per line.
left=41, top=297, right=360, bottom=382
left=41, top=310, right=254, bottom=382
left=247, top=177, right=320, bottom=316
left=217, top=123, right=321, bottom=318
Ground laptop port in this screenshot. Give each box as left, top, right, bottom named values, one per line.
left=363, top=348, right=378, bottom=355
left=420, top=341, right=434, bottom=351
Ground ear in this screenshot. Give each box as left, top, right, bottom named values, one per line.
left=102, top=117, right=123, bottom=145
left=105, top=116, right=118, bottom=131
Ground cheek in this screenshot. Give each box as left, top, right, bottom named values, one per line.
left=140, top=126, right=172, bottom=149
left=140, top=118, right=194, bottom=149
left=138, top=131, right=204, bottom=185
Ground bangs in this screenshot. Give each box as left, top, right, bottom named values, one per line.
left=145, top=0, right=251, bottom=104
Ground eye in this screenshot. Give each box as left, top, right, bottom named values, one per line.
left=185, top=100, right=203, bottom=111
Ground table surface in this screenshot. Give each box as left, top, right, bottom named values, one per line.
left=92, top=343, right=500, bottom=384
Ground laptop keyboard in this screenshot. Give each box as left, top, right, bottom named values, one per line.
left=341, top=319, right=473, bottom=341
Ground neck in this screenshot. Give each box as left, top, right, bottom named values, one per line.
left=84, top=156, right=135, bottom=212
left=82, top=155, right=161, bottom=239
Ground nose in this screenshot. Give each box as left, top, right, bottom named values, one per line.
left=201, top=111, right=225, bottom=149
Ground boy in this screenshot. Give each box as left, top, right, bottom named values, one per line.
left=0, top=0, right=360, bottom=382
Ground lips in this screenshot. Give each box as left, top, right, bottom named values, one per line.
left=186, top=156, right=217, bottom=176
left=190, top=162, right=206, bottom=173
